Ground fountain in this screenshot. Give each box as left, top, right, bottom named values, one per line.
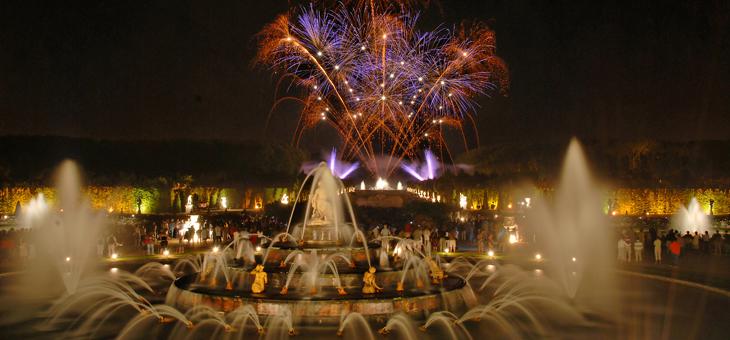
left=522, top=138, right=617, bottom=319
left=4, top=143, right=725, bottom=338
left=166, top=163, right=474, bottom=325
left=24, top=160, right=106, bottom=295
left=671, top=197, right=711, bottom=234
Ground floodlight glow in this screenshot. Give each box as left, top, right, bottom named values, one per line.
left=459, top=193, right=467, bottom=209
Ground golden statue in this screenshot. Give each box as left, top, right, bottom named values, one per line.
left=362, top=267, right=382, bottom=294
left=250, top=264, right=268, bottom=294
left=427, top=258, right=446, bottom=284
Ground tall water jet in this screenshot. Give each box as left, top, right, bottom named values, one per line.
left=671, top=197, right=711, bottom=234
left=27, top=160, right=105, bottom=294
left=524, top=139, right=616, bottom=318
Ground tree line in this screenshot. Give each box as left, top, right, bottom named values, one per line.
left=456, top=139, right=730, bottom=187
left=0, top=135, right=305, bottom=186
left=1, top=136, right=729, bottom=188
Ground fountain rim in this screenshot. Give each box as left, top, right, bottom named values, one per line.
left=170, top=272, right=468, bottom=301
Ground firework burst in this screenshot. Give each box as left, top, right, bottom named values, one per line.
left=257, top=1, right=508, bottom=177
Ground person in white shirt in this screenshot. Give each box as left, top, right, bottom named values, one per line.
left=423, top=227, right=432, bottom=255
left=617, top=239, right=625, bottom=262
left=633, top=239, right=643, bottom=262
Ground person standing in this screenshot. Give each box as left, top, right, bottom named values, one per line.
left=134, top=225, right=142, bottom=248
left=477, top=228, right=486, bottom=253
left=617, top=238, right=625, bottom=263
left=177, top=225, right=185, bottom=253
left=97, top=237, right=105, bottom=257
left=250, top=229, right=258, bottom=246
left=106, top=233, right=119, bottom=257
left=653, top=237, right=662, bottom=263
left=633, top=239, right=643, bottom=262
left=711, top=231, right=723, bottom=255
left=423, top=226, right=432, bottom=255
left=448, top=231, right=457, bottom=253
left=669, top=239, right=681, bottom=266
left=144, top=233, right=155, bottom=255
left=439, top=232, right=447, bottom=252
left=214, top=224, right=222, bottom=245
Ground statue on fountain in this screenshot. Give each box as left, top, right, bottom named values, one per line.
left=427, top=258, right=446, bottom=284
left=309, top=181, right=330, bottom=223
left=362, top=267, right=382, bottom=294
left=250, top=264, right=268, bottom=294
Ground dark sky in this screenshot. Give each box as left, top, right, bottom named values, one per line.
left=1, top=0, right=728, bottom=149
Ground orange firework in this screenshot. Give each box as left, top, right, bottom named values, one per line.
left=257, top=1, right=508, bottom=177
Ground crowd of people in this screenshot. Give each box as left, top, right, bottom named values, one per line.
left=0, top=227, right=34, bottom=265
left=364, top=219, right=511, bottom=254
left=2, top=212, right=730, bottom=268
left=105, top=213, right=288, bottom=257
left=110, top=214, right=509, bottom=258
left=618, top=227, right=730, bottom=266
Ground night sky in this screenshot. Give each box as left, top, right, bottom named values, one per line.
left=1, top=0, right=728, bottom=149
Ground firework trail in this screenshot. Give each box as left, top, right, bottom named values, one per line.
left=258, top=0, right=508, bottom=177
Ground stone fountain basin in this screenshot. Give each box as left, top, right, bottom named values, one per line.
left=167, top=273, right=475, bottom=324
left=257, top=244, right=379, bottom=267
left=266, top=241, right=381, bottom=250
left=197, top=266, right=432, bottom=290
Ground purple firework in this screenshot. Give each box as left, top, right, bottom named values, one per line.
left=258, top=1, right=508, bottom=177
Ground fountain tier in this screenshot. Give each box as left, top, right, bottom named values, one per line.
left=167, top=163, right=474, bottom=323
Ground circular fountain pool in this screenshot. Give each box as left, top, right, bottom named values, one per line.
left=166, top=163, right=476, bottom=325
left=167, top=271, right=473, bottom=324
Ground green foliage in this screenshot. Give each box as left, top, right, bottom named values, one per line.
left=132, top=187, right=159, bottom=214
